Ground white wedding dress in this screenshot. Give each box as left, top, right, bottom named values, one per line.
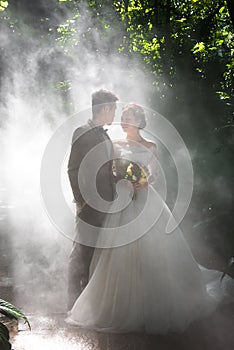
left=66, top=141, right=234, bottom=334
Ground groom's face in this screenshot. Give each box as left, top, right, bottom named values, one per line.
left=105, top=103, right=116, bottom=125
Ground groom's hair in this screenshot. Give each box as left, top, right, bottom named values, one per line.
left=92, top=89, right=118, bottom=116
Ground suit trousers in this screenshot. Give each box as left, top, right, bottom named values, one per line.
left=67, top=205, right=106, bottom=310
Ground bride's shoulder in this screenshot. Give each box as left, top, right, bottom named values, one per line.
left=143, top=139, right=157, bottom=150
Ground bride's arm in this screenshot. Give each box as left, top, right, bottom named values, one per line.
left=147, top=145, right=158, bottom=184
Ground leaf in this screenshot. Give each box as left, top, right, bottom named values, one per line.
left=220, top=257, right=234, bottom=283
left=0, top=322, right=9, bottom=340
left=192, top=42, right=205, bottom=54
left=176, top=18, right=186, bottom=22
left=216, top=91, right=230, bottom=100
left=0, top=0, right=8, bottom=12
left=0, top=322, right=11, bottom=350
left=0, top=338, right=11, bottom=350
left=0, top=300, right=31, bottom=330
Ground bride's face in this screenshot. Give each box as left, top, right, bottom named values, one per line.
left=121, top=110, right=140, bottom=133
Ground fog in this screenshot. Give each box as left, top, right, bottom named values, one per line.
left=0, top=1, right=232, bottom=314
left=0, top=2, right=165, bottom=312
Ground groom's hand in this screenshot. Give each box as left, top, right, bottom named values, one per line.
left=76, top=202, right=86, bottom=215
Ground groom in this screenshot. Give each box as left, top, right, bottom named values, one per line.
left=67, top=88, right=118, bottom=310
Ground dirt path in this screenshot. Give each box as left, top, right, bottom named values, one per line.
left=12, top=304, right=234, bottom=350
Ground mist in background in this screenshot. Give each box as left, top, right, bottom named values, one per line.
left=0, top=0, right=162, bottom=312
left=0, top=0, right=233, bottom=313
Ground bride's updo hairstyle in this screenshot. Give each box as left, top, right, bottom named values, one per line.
left=122, top=103, right=146, bottom=129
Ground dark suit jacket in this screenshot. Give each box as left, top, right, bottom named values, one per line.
left=68, top=119, right=115, bottom=225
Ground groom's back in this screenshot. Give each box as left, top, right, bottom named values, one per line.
left=68, top=121, right=115, bottom=212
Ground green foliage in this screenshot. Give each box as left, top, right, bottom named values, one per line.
left=188, top=2, right=234, bottom=101
left=0, top=299, right=31, bottom=350
left=56, top=0, right=121, bottom=52
left=53, top=0, right=234, bottom=107
left=1, top=0, right=233, bottom=103
left=53, top=80, right=72, bottom=92
left=56, top=17, right=80, bottom=48
left=0, top=0, right=8, bottom=12
left=115, top=0, right=234, bottom=100
left=0, top=323, right=11, bottom=350
left=0, top=299, right=31, bottom=330
left=114, top=0, right=165, bottom=74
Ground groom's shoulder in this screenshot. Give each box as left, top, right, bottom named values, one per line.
left=71, top=122, right=92, bottom=145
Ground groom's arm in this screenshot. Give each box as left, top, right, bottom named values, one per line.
left=67, top=127, right=89, bottom=207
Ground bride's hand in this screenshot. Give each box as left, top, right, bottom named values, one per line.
left=133, top=181, right=148, bottom=190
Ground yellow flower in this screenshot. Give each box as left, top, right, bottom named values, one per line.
left=126, top=163, right=133, bottom=176
left=132, top=175, right=137, bottom=181
left=141, top=168, right=148, bottom=177
left=138, top=177, right=147, bottom=185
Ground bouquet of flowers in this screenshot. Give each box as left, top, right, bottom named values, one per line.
left=113, top=158, right=148, bottom=199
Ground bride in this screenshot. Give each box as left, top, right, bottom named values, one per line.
left=65, top=103, right=233, bottom=334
